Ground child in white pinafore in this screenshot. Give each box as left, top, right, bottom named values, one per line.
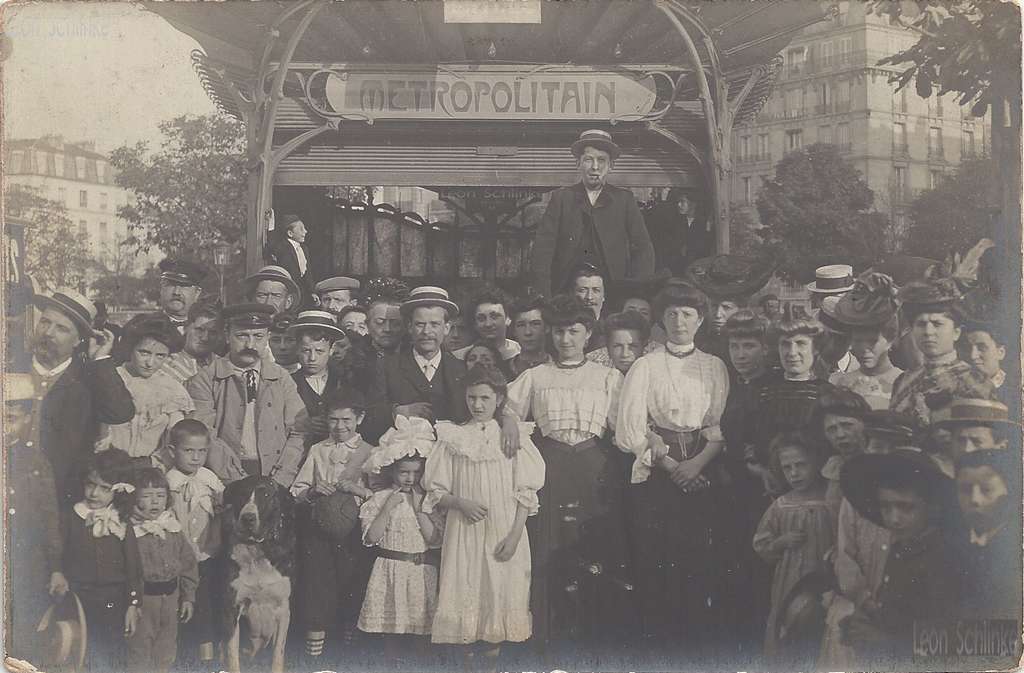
left=357, top=415, right=444, bottom=643
left=424, top=365, right=545, bottom=664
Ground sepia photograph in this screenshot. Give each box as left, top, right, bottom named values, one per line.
left=1, top=1, right=1021, bottom=671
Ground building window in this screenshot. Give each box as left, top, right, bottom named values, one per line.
left=75, top=156, right=86, bottom=180
left=100, top=192, right=108, bottom=210
left=836, top=123, right=850, bottom=149
left=99, top=221, right=109, bottom=243
left=97, top=161, right=106, bottom=183
left=786, top=129, right=804, bottom=152
left=818, top=82, right=831, bottom=113
left=37, top=150, right=49, bottom=175
left=10, top=150, right=24, bottom=173
left=79, top=190, right=88, bottom=207
left=819, top=125, right=833, bottom=144
left=894, top=89, right=908, bottom=114
left=932, top=94, right=944, bottom=118
left=740, top=136, right=751, bottom=161
left=54, top=152, right=64, bottom=177
left=821, top=41, right=834, bottom=68
left=929, top=170, right=943, bottom=189
left=838, top=38, right=852, bottom=64
left=929, top=126, right=944, bottom=158
left=894, top=166, right=907, bottom=201
left=58, top=187, right=67, bottom=204
left=893, top=122, right=908, bottom=152
left=79, top=220, right=88, bottom=236
left=785, top=88, right=804, bottom=117
left=743, top=176, right=753, bottom=204
left=786, top=47, right=806, bottom=75
left=757, top=134, right=769, bottom=159
left=962, top=129, right=976, bottom=157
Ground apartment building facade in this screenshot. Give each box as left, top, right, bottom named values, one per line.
left=729, top=1, right=990, bottom=244
left=4, top=136, right=162, bottom=277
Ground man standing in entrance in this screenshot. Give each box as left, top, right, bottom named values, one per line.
left=530, top=129, right=655, bottom=298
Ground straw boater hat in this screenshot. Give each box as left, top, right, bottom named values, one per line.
left=684, top=254, right=778, bottom=300
left=245, top=265, right=301, bottom=299
left=33, top=288, right=97, bottom=339
left=400, top=286, right=460, bottom=318
left=935, top=398, right=1016, bottom=431
left=36, top=591, right=88, bottom=670
left=840, top=448, right=959, bottom=529
left=288, top=309, right=346, bottom=340
left=570, top=129, right=621, bottom=160
left=806, top=264, right=855, bottom=295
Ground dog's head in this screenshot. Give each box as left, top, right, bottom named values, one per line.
left=223, top=476, right=292, bottom=545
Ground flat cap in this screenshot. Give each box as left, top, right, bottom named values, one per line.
left=315, top=276, right=361, bottom=294
left=159, top=258, right=207, bottom=286
left=222, top=303, right=276, bottom=328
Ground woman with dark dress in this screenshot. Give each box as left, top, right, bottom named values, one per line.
left=616, top=282, right=731, bottom=666
left=506, top=294, right=637, bottom=668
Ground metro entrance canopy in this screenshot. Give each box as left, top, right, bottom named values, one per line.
left=150, top=0, right=830, bottom=273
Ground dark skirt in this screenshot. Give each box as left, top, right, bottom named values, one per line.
left=528, top=433, right=638, bottom=665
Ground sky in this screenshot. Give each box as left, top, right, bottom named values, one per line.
left=3, top=2, right=218, bottom=154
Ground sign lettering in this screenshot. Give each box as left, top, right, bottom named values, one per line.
left=324, top=68, right=657, bottom=122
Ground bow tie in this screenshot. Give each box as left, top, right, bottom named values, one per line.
left=133, top=511, right=183, bottom=539
left=74, top=503, right=127, bottom=540
left=172, top=470, right=222, bottom=515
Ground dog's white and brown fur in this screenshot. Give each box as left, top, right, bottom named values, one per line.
left=221, top=476, right=295, bottom=673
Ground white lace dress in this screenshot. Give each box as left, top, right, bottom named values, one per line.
left=424, top=420, right=545, bottom=644
left=357, top=488, right=440, bottom=635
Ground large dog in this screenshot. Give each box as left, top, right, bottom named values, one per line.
left=221, top=476, right=295, bottom=673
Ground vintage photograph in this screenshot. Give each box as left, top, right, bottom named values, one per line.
left=2, top=1, right=1021, bottom=671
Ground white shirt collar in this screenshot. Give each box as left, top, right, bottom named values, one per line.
left=413, top=349, right=442, bottom=371
left=665, top=341, right=696, bottom=356
left=586, top=187, right=603, bottom=205
left=970, top=522, right=1007, bottom=547
left=33, top=356, right=73, bottom=378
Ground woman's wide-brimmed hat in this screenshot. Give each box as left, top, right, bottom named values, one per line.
left=570, top=129, right=621, bottom=160
left=36, top=591, right=88, bottom=670
left=400, top=286, right=460, bottom=319
left=898, top=277, right=963, bottom=316
left=818, top=272, right=898, bottom=330
left=33, top=288, right=97, bottom=339
left=288, top=309, right=346, bottom=340
left=684, top=254, right=778, bottom=300
left=840, top=448, right=958, bottom=529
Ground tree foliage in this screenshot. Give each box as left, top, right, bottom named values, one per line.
left=6, top=185, right=93, bottom=292
left=109, top=113, right=249, bottom=290
left=91, top=265, right=160, bottom=310
left=872, top=0, right=1021, bottom=114
left=903, top=157, right=998, bottom=260
left=756, top=143, right=890, bottom=282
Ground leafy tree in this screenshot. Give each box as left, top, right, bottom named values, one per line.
left=903, top=157, right=998, bottom=260
left=91, top=265, right=160, bottom=310
left=6, top=185, right=93, bottom=292
left=756, top=143, right=891, bottom=282
left=728, top=205, right=767, bottom=257
left=109, top=113, right=249, bottom=294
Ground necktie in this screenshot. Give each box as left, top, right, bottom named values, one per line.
left=244, top=370, right=258, bottom=402
left=423, top=363, right=434, bottom=381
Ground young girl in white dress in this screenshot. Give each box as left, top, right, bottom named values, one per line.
left=358, top=416, right=443, bottom=657
left=424, top=365, right=545, bottom=666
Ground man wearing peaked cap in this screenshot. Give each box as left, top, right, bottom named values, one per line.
left=315, top=276, right=361, bottom=317
left=186, top=302, right=307, bottom=488
left=245, top=265, right=301, bottom=315
left=30, top=288, right=135, bottom=504
left=530, top=129, right=655, bottom=298
left=269, top=312, right=301, bottom=375
left=158, top=258, right=207, bottom=332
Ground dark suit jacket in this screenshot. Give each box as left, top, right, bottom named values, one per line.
left=366, top=349, right=469, bottom=443
left=267, top=237, right=313, bottom=303
left=292, top=370, right=342, bottom=445
left=39, top=357, right=135, bottom=505
left=530, top=182, right=656, bottom=297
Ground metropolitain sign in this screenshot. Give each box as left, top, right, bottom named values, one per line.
left=322, top=66, right=657, bottom=122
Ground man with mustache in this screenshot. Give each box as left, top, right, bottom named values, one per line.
left=530, top=129, right=655, bottom=299
left=186, top=303, right=307, bottom=487
left=157, top=258, right=207, bottom=334
left=29, top=288, right=135, bottom=505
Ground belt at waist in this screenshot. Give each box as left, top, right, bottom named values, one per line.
left=144, top=579, right=178, bottom=596
left=537, top=436, right=599, bottom=454
left=653, top=427, right=701, bottom=461
left=375, top=548, right=440, bottom=567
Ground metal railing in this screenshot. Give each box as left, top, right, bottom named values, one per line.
left=783, top=50, right=895, bottom=78
left=735, top=152, right=773, bottom=164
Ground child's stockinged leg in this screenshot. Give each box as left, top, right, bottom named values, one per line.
left=305, top=629, right=326, bottom=657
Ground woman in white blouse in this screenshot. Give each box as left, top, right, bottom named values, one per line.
left=616, top=282, right=730, bottom=662
left=506, top=294, right=637, bottom=666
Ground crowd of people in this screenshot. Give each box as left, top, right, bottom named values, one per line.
left=4, top=130, right=1020, bottom=673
